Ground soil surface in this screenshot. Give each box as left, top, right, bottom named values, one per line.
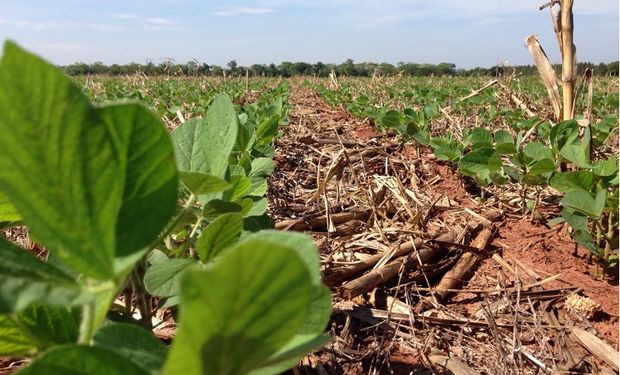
left=273, top=83, right=619, bottom=374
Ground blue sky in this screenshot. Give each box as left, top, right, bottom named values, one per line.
left=0, top=0, right=617, bottom=68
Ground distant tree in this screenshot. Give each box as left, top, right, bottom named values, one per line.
left=58, top=58, right=616, bottom=77
left=314, top=61, right=326, bottom=76
left=378, top=63, right=396, bottom=75
left=250, top=64, right=266, bottom=77
left=293, top=62, right=313, bottom=76
left=198, top=63, right=211, bottom=75
left=437, top=63, right=456, bottom=76
left=184, top=61, right=198, bottom=75
left=227, top=60, right=238, bottom=75
left=265, top=63, right=278, bottom=77
left=338, top=58, right=356, bottom=76
left=211, top=65, right=224, bottom=77
left=279, top=62, right=295, bottom=77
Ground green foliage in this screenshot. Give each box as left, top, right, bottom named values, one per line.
left=165, top=239, right=315, bottom=374
left=0, top=190, right=20, bottom=223
left=0, top=315, right=35, bottom=356
left=144, top=257, right=195, bottom=298
left=0, top=238, right=92, bottom=313
left=0, top=42, right=179, bottom=281
left=16, top=345, right=150, bottom=375
left=93, top=323, right=168, bottom=373
left=0, top=42, right=330, bottom=375
left=196, top=213, right=243, bottom=262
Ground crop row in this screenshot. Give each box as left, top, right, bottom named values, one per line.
left=0, top=42, right=330, bottom=375
left=315, top=76, right=619, bottom=270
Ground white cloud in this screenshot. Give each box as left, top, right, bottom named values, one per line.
left=0, top=19, right=123, bottom=32
left=147, top=17, right=175, bottom=26
left=111, top=13, right=139, bottom=20
left=213, top=6, right=275, bottom=16
left=109, top=14, right=180, bottom=30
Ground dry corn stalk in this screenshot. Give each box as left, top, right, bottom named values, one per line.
left=528, top=0, right=577, bottom=121
left=524, top=34, right=562, bottom=120
left=559, top=0, right=577, bottom=120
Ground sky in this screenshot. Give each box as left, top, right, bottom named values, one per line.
left=0, top=0, right=617, bottom=69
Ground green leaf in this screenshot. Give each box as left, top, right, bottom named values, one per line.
left=571, top=230, right=602, bottom=257
left=523, top=141, right=553, bottom=162
left=17, top=305, right=80, bottom=349
left=489, top=172, right=508, bottom=185
left=495, top=142, right=517, bottom=155
left=247, top=178, right=268, bottom=197
left=94, top=323, right=167, bottom=374
left=196, top=213, right=243, bottom=262
left=256, top=115, right=280, bottom=143
left=0, top=315, right=35, bottom=356
left=16, top=345, right=150, bottom=375
left=562, top=207, right=589, bottom=231
left=467, top=128, right=493, bottom=147
left=205, top=93, right=238, bottom=178
left=594, top=188, right=607, bottom=217
left=550, top=171, right=595, bottom=193
left=203, top=199, right=243, bottom=221
left=494, top=130, right=514, bottom=145
left=236, top=120, right=256, bottom=153
left=550, top=119, right=579, bottom=150
left=172, top=119, right=209, bottom=173
left=249, top=158, right=275, bottom=178
left=164, top=240, right=313, bottom=375
left=504, top=165, right=522, bottom=182
left=180, top=172, right=231, bottom=195
left=562, top=189, right=605, bottom=218
left=592, top=157, right=618, bottom=177
left=239, top=231, right=332, bottom=371
left=0, top=42, right=178, bottom=280
left=430, top=136, right=463, bottom=162
left=528, top=158, right=555, bottom=176
left=411, top=127, right=431, bottom=145
left=560, top=144, right=590, bottom=168
left=381, top=110, right=402, bottom=128
left=144, top=258, right=195, bottom=298
left=243, top=215, right=273, bottom=232
left=249, top=335, right=332, bottom=375
left=0, top=238, right=92, bottom=313
left=243, top=197, right=268, bottom=218
left=422, top=103, right=438, bottom=120
left=227, top=176, right=252, bottom=201
left=0, top=190, right=20, bottom=222
left=240, top=231, right=322, bottom=284
left=459, top=147, right=494, bottom=175
left=100, top=104, right=179, bottom=276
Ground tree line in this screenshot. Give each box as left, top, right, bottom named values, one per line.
left=62, top=58, right=619, bottom=77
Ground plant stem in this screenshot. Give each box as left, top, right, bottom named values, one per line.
left=78, top=301, right=96, bottom=344
left=530, top=186, right=541, bottom=222
left=123, top=285, right=133, bottom=316
left=131, top=265, right=152, bottom=329
left=595, top=216, right=602, bottom=248
left=521, top=185, right=527, bottom=214
left=148, top=193, right=197, bottom=253
left=593, top=218, right=613, bottom=250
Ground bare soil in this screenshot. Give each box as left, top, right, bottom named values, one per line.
left=273, top=83, right=619, bottom=374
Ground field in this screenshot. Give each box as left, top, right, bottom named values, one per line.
left=0, top=44, right=619, bottom=375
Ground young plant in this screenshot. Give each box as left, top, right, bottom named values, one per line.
left=0, top=41, right=331, bottom=375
